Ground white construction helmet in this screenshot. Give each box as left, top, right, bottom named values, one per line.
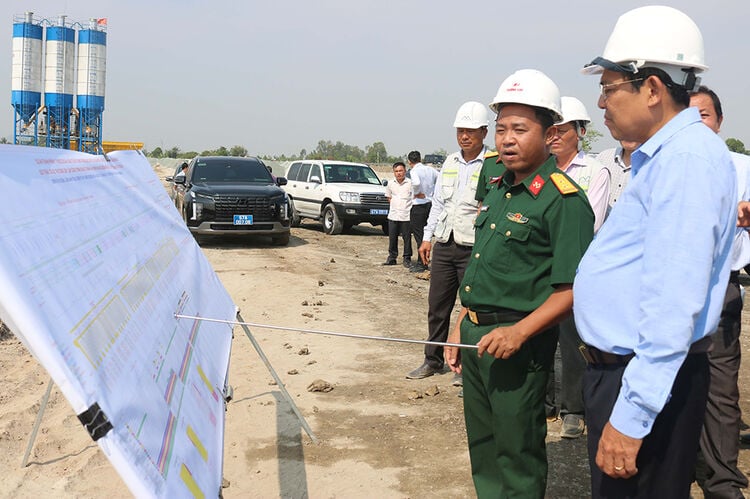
left=489, top=69, right=562, bottom=123
left=582, top=5, right=706, bottom=90
left=557, top=96, right=591, bottom=125
left=453, top=101, right=490, bottom=129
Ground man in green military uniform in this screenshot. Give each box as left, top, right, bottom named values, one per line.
left=444, top=69, right=594, bottom=498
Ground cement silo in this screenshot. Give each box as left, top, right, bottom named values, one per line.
left=44, top=15, right=75, bottom=149
left=76, top=18, right=106, bottom=153
left=11, top=12, right=43, bottom=145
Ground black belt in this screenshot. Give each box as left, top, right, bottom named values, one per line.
left=730, top=270, right=740, bottom=284
left=466, top=308, right=528, bottom=326
left=579, top=335, right=713, bottom=366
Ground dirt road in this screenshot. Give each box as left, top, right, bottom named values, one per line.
left=2, top=166, right=750, bottom=497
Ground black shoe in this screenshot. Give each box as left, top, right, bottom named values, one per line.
left=382, top=259, right=397, bottom=266
left=406, top=362, right=439, bottom=379
left=402, top=258, right=413, bottom=268
left=409, top=263, right=428, bottom=273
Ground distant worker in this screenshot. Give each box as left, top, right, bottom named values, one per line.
left=575, top=6, right=736, bottom=497
left=175, top=162, right=188, bottom=179
left=405, top=101, right=489, bottom=381
left=690, top=85, right=750, bottom=499
left=407, top=151, right=438, bottom=273
left=444, top=69, right=594, bottom=497
left=382, top=162, right=413, bottom=267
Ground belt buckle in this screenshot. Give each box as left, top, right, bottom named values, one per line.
left=467, top=309, right=479, bottom=325
left=578, top=344, right=595, bottom=364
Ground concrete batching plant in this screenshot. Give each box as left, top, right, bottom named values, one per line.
left=11, top=12, right=107, bottom=153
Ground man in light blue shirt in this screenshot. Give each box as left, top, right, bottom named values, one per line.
left=407, top=151, right=438, bottom=272
left=574, top=6, right=737, bottom=498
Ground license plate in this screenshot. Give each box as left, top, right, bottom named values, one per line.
left=233, top=215, right=254, bottom=225
left=370, top=209, right=388, bottom=215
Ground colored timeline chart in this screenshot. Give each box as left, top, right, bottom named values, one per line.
left=0, top=145, right=236, bottom=498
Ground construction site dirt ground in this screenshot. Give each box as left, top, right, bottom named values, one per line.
left=2, top=164, right=750, bottom=497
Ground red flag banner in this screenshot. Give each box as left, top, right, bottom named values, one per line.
left=97, top=18, right=107, bottom=26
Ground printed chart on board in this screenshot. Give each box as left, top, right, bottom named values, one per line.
left=0, top=145, right=236, bottom=498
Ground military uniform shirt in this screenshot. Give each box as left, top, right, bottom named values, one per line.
left=460, top=155, right=594, bottom=313
left=475, top=152, right=506, bottom=203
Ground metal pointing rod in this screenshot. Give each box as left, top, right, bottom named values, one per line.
left=174, top=314, right=480, bottom=350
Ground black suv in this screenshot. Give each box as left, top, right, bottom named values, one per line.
left=171, top=156, right=291, bottom=245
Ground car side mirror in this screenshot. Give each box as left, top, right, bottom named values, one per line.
left=174, top=176, right=186, bottom=185
left=381, top=179, right=388, bottom=186
left=276, top=176, right=288, bottom=186
left=310, top=175, right=322, bottom=184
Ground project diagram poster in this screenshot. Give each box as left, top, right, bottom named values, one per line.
left=0, top=145, right=236, bottom=498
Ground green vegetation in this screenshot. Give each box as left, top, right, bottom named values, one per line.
left=727, top=138, right=749, bottom=155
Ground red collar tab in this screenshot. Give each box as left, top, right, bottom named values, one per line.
left=528, top=174, right=545, bottom=196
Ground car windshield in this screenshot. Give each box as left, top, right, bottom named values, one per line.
left=191, top=158, right=273, bottom=183
left=323, top=164, right=381, bottom=184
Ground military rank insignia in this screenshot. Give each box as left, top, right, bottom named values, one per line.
left=529, top=174, right=545, bottom=195
left=550, top=172, right=579, bottom=194
left=506, top=212, right=529, bottom=224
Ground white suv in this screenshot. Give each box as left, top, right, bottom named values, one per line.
left=283, top=160, right=389, bottom=234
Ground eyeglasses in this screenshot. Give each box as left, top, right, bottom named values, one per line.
left=599, top=78, right=644, bottom=100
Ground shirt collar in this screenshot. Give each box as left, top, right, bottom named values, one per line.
left=453, top=147, right=488, bottom=166
left=631, top=107, right=701, bottom=175
left=614, top=147, right=631, bottom=172
left=502, top=155, right=558, bottom=197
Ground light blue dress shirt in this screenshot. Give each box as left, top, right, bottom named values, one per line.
left=409, top=162, right=438, bottom=205
left=573, top=107, right=737, bottom=438
left=731, top=152, right=750, bottom=270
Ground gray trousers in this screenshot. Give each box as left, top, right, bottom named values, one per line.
left=423, top=237, right=472, bottom=368
left=696, top=277, right=748, bottom=498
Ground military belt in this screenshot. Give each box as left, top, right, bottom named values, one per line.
left=466, top=308, right=528, bottom=326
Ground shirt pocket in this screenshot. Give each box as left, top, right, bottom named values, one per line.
left=489, top=220, right=533, bottom=273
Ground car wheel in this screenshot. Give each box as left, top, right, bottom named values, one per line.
left=289, top=198, right=301, bottom=227
left=272, top=233, right=290, bottom=246
left=322, top=204, right=343, bottom=235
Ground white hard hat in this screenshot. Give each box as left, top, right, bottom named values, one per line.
left=489, top=69, right=562, bottom=122
left=556, top=96, right=591, bottom=125
left=453, top=101, right=490, bottom=129
left=582, top=5, right=706, bottom=90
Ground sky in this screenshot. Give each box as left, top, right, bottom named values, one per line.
left=2, top=0, right=748, bottom=157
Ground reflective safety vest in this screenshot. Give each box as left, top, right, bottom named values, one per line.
left=433, top=152, right=483, bottom=246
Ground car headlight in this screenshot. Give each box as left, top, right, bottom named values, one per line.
left=339, top=191, right=360, bottom=203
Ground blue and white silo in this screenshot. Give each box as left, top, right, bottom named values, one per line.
left=76, top=18, right=106, bottom=153
left=44, top=15, right=75, bottom=149
left=11, top=12, right=43, bottom=145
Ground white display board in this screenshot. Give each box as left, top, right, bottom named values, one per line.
left=0, top=145, right=236, bottom=498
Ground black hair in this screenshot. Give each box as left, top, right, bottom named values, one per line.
left=533, top=107, right=556, bottom=131
left=629, top=67, right=690, bottom=107
left=392, top=161, right=406, bottom=169
left=689, top=85, right=723, bottom=120
left=407, top=151, right=421, bottom=163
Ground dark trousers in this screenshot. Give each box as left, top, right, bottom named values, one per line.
left=696, top=279, right=748, bottom=498
left=387, top=220, right=412, bottom=261
left=583, top=352, right=709, bottom=498
left=424, top=238, right=472, bottom=368
left=461, top=318, right=558, bottom=498
left=410, top=202, right=431, bottom=249
left=545, top=315, right=586, bottom=417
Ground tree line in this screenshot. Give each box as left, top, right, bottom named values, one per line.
left=143, top=140, right=446, bottom=164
